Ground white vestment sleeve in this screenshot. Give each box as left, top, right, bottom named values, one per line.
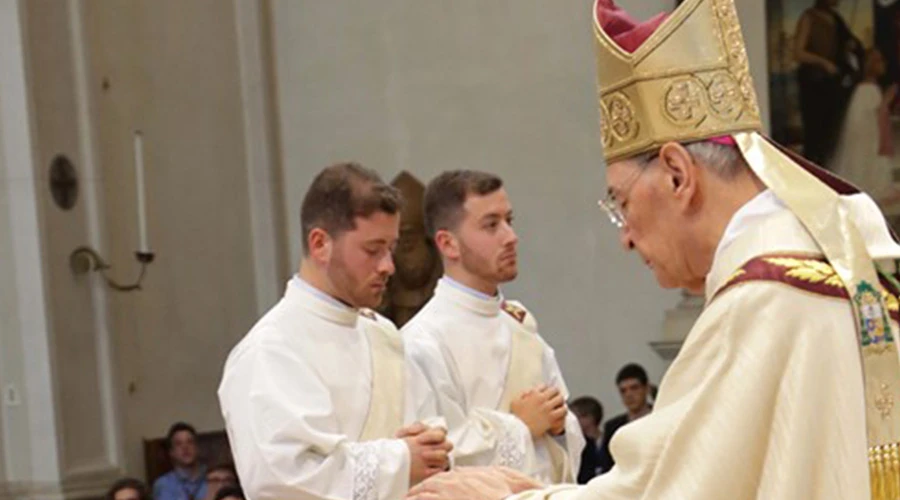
left=539, top=336, right=585, bottom=476
left=405, top=347, right=441, bottom=424
left=218, top=330, right=411, bottom=500
left=404, top=325, right=540, bottom=475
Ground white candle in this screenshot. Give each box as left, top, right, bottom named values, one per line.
left=134, top=131, right=149, bottom=253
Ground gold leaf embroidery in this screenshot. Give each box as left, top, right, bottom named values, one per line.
left=882, top=289, right=899, bottom=314
left=725, top=268, right=745, bottom=286
left=763, top=257, right=844, bottom=288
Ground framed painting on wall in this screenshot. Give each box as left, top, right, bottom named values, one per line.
left=766, top=1, right=900, bottom=228
left=766, top=0, right=872, bottom=166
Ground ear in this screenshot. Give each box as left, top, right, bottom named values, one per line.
left=657, top=142, right=698, bottom=206
left=433, top=229, right=460, bottom=261
left=307, top=228, right=333, bottom=264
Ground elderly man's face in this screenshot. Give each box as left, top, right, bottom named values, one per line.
left=605, top=154, right=693, bottom=289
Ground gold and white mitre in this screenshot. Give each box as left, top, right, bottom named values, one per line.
left=592, top=0, right=900, bottom=496
left=593, top=0, right=761, bottom=163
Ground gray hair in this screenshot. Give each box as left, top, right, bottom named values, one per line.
left=633, top=141, right=747, bottom=179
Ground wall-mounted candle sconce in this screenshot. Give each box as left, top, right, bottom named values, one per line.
left=69, top=130, right=154, bottom=292
left=69, top=247, right=154, bottom=291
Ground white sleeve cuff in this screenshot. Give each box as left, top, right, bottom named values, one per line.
left=348, top=441, right=381, bottom=500
left=347, top=439, right=410, bottom=500
left=497, top=417, right=531, bottom=470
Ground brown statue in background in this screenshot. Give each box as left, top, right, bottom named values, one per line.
left=379, top=171, right=442, bottom=327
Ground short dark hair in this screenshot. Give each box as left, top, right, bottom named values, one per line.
left=616, top=363, right=649, bottom=386
left=207, top=461, right=237, bottom=476
left=423, top=170, right=504, bottom=238
left=300, top=162, right=403, bottom=255
left=105, top=478, right=150, bottom=500
left=165, top=422, right=197, bottom=451
left=569, top=396, right=604, bottom=425
left=214, top=486, right=245, bottom=500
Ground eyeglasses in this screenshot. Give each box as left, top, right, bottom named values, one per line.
left=598, top=161, right=654, bottom=229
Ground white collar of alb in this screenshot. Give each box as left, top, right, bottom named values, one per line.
left=435, top=276, right=503, bottom=317
left=713, top=189, right=785, bottom=266
left=287, top=275, right=359, bottom=326
left=442, top=275, right=501, bottom=301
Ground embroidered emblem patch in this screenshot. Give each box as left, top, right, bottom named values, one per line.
left=501, top=302, right=527, bottom=323
left=855, top=281, right=894, bottom=347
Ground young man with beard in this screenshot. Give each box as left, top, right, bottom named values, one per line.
left=402, top=170, right=584, bottom=484
left=218, top=163, right=451, bottom=500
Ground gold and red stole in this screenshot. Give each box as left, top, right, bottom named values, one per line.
left=715, top=253, right=900, bottom=498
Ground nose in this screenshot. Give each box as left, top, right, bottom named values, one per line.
left=504, top=221, right=519, bottom=247
left=379, top=251, right=396, bottom=276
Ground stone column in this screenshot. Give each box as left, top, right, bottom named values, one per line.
left=0, top=1, right=123, bottom=498
left=650, top=290, right=704, bottom=362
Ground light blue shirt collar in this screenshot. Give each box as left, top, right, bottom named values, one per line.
left=442, top=275, right=502, bottom=302
left=291, top=275, right=354, bottom=312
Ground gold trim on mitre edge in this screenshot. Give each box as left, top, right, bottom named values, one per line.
left=592, top=0, right=900, bottom=496
left=593, top=0, right=761, bottom=164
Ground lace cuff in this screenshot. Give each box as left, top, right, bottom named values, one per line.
left=348, top=441, right=381, bottom=500
left=497, top=418, right=528, bottom=470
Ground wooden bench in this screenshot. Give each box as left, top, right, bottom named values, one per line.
left=143, top=429, right=233, bottom=485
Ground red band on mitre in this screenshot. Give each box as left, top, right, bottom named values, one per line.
left=707, top=135, right=737, bottom=146
left=595, top=0, right=669, bottom=53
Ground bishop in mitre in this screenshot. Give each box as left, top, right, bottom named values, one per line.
left=406, top=0, right=900, bottom=498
